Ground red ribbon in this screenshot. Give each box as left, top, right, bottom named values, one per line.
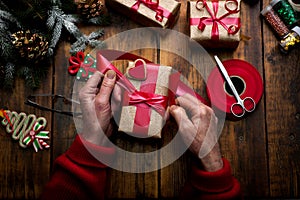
left=97, top=52, right=168, bottom=116
left=68, top=52, right=97, bottom=77
left=131, top=0, right=173, bottom=22
left=190, top=0, right=241, bottom=41
left=97, top=50, right=208, bottom=105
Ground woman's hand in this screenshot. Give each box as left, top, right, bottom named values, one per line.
left=78, top=70, right=118, bottom=146
left=170, top=94, right=223, bottom=172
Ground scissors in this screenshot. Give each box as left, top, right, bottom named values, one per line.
left=214, top=55, right=256, bottom=118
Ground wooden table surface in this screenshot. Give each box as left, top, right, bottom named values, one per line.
left=0, top=0, right=300, bottom=199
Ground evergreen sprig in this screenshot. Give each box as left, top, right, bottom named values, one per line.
left=70, top=29, right=105, bottom=55
left=0, top=0, right=110, bottom=89
left=47, top=4, right=81, bottom=56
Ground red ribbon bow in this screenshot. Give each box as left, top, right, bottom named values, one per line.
left=68, top=52, right=97, bottom=77
left=131, top=0, right=170, bottom=22
left=124, top=91, right=168, bottom=116
left=192, top=0, right=241, bottom=41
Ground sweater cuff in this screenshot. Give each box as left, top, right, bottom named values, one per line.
left=66, top=134, right=115, bottom=168
left=190, top=158, right=235, bottom=193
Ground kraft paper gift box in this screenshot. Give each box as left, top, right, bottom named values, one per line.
left=188, top=0, right=241, bottom=48
left=118, top=59, right=174, bottom=138
left=106, top=0, right=181, bottom=28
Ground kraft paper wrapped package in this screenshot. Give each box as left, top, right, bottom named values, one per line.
left=106, top=0, right=181, bottom=28
left=118, top=59, right=173, bottom=138
left=188, top=0, right=241, bottom=48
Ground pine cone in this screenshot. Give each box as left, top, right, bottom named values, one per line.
left=75, top=0, right=105, bottom=19
left=11, top=30, right=49, bottom=64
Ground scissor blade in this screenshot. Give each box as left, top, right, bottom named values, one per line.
left=214, top=55, right=240, bottom=99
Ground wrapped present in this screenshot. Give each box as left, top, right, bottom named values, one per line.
left=106, top=0, right=181, bottom=28
left=188, top=0, right=241, bottom=48
left=118, top=59, right=173, bottom=138
left=68, top=52, right=97, bottom=81
left=96, top=50, right=208, bottom=138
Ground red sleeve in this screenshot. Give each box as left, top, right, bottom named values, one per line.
left=40, top=135, right=115, bottom=200
left=180, top=158, right=242, bottom=200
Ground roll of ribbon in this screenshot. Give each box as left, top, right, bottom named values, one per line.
left=207, top=59, right=263, bottom=120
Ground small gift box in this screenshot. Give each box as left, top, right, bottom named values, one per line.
left=68, top=52, right=97, bottom=81
left=118, top=59, right=173, bottom=138
left=188, top=0, right=241, bottom=48
left=106, top=0, right=181, bottom=28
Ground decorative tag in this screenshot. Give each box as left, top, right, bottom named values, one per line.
left=0, top=110, right=50, bottom=152
left=126, top=59, right=147, bottom=81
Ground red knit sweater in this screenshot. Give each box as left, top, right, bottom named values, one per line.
left=40, top=135, right=242, bottom=200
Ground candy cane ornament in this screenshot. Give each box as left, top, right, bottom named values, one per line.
left=0, top=110, right=50, bottom=152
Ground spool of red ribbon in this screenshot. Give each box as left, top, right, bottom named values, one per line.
left=207, top=59, right=263, bottom=120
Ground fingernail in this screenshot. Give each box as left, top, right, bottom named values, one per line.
left=170, top=105, right=177, bottom=112
left=106, top=70, right=116, bottom=79
left=175, top=99, right=179, bottom=105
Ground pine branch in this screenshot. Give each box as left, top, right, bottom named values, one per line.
left=70, top=29, right=105, bottom=55
left=4, top=62, right=15, bottom=88
left=48, top=17, right=63, bottom=56
left=22, top=66, right=39, bottom=89
left=0, top=10, right=21, bottom=28
left=47, top=5, right=81, bottom=55
left=1, top=0, right=50, bottom=31
left=63, top=18, right=82, bottom=39
left=0, top=1, right=9, bottom=11
left=87, top=14, right=111, bottom=26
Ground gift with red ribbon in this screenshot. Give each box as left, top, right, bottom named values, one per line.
left=99, top=55, right=175, bottom=138
left=106, top=0, right=181, bottom=28
left=96, top=50, right=209, bottom=138
left=68, top=52, right=97, bottom=81
left=189, top=0, right=241, bottom=49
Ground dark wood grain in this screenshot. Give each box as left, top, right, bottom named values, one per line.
left=51, top=41, right=77, bottom=163
left=262, top=0, right=300, bottom=196
left=0, top=66, right=52, bottom=199
left=1, top=0, right=300, bottom=198
left=217, top=1, right=270, bottom=198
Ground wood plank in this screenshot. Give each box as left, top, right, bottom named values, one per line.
left=3, top=0, right=300, bottom=197
left=159, top=0, right=269, bottom=198
left=217, top=1, right=269, bottom=198
left=70, top=10, right=162, bottom=198
left=205, top=1, right=270, bottom=198
left=51, top=41, right=77, bottom=160
left=0, top=65, right=52, bottom=199
left=263, top=0, right=300, bottom=195
left=159, top=0, right=191, bottom=198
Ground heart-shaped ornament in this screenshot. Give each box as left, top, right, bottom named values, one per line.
left=126, top=59, right=147, bottom=81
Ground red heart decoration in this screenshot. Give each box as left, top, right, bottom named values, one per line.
left=127, top=59, right=147, bottom=81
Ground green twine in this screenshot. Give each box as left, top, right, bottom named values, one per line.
left=271, top=0, right=298, bottom=26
